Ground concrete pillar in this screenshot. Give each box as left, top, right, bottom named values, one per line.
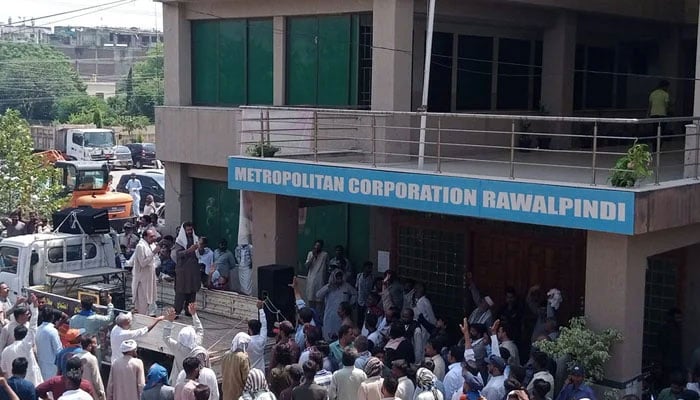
left=163, top=162, right=193, bottom=235
left=163, top=2, right=191, bottom=106
left=273, top=16, right=286, bottom=106
left=371, top=0, right=414, bottom=162
left=250, top=192, right=299, bottom=296
left=541, top=11, right=577, bottom=117
left=585, top=232, right=645, bottom=391
left=694, top=3, right=700, bottom=117
left=371, top=0, right=414, bottom=111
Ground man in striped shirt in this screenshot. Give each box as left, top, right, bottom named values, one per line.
left=309, top=350, right=332, bottom=388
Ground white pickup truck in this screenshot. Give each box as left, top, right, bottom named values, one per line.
left=0, top=228, right=261, bottom=373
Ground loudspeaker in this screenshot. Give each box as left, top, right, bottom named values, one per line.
left=258, top=264, right=295, bottom=337
left=53, top=207, right=110, bottom=235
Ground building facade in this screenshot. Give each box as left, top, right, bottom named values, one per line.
left=156, top=0, right=700, bottom=391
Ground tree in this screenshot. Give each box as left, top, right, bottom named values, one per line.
left=117, top=115, right=149, bottom=137
left=125, top=67, right=134, bottom=114
left=0, top=43, right=85, bottom=121
left=536, top=317, right=622, bottom=382
left=129, top=44, right=163, bottom=121
left=92, top=108, right=103, bottom=128
left=0, top=109, right=67, bottom=217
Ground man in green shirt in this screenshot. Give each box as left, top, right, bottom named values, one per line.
left=658, top=372, right=687, bottom=400
left=647, top=80, right=672, bottom=149
left=649, top=80, right=671, bottom=118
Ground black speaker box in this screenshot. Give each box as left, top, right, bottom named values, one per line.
left=53, top=207, right=110, bottom=235
left=258, top=264, right=295, bottom=337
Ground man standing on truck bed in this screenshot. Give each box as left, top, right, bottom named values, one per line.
left=172, top=222, right=200, bottom=317
left=132, top=229, right=160, bottom=316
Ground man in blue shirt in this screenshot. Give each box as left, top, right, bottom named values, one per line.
left=4, top=357, right=36, bottom=400
left=555, top=365, right=596, bottom=400
left=36, top=307, right=63, bottom=380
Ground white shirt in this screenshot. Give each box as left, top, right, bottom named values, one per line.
left=443, top=363, right=464, bottom=400
left=125, top=178, right=142, bottom=195
left=58, top=389, right=94, bottom=400
left=430, top=354, right=446, bottom=381
left=329, top=366, right=367, bottom=400
left=413, top=296, right=436, bottom=326
left=196, top=248, right=214, bottom=271
left=109, top=325, right=149, bottom=363
left=143, top=203, right=158, bottom=216
left=247, top=309, right=267, bottom=371
left=481, top=374, right=506, bottom=400
left=396, top=376, right=415, bottom=400
left=177, top=367, right=220, bottom=400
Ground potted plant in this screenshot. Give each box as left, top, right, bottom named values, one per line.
left=536, top=317, right=623, bottom=383
left=246, top=143, right=280, bottom=158
left=609, top=142, right=653, bottom=188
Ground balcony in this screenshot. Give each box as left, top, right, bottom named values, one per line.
left=236, top=106, right=700, bottom=234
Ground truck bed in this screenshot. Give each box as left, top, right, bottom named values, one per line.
left=30, top=271, right=271, bottom=378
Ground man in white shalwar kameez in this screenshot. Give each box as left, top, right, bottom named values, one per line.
left=132, top=228, right=160, bottom=316
left=1, top=303, right=41, bottom=385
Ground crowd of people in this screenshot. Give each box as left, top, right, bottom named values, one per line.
left=1, top=211, right=699, bottom=400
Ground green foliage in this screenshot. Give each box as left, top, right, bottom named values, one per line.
left=0, top=43, right=85, bottom=121
left=117, top=115, right=150, bottom=136
left=128, top=44, right=163, bottom=121
left=0, top=109, right=67, bottom=217
left=246, top=143, right=280, bottom=157
left=609, top=143, right=653, bottom=187
left=92, top=108, right=103, bottom=128
left=536, top=317, right=623, bottom=382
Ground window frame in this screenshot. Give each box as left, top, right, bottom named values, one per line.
left=422, top=23, right=543, bottom=113
left=0, top=246, right=20, bottom=275
left=47, top=243, right=97, bottom=264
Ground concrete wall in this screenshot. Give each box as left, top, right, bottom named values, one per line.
left=156, top=106, right=241, bottom=167
left=586, top=223, right=700, bottom=387
left=184, top=0, right=373, bottom=20
left=492, top=0, right=692, bottom=23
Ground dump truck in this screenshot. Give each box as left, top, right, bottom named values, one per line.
left=31, top=125, right=117, bottom=163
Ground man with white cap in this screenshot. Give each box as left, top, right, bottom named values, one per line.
left=106, top=339, right=145, bottom=400
left=163, top=303, right=205, bottom=385
left=221, top=332, right=251, bottom=400
left=109, top=312, right=164, bottom=364
left=466, top=273, right=493, bottom=327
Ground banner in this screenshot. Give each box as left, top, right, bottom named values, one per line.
left=228, top=157, right=636, bottom=234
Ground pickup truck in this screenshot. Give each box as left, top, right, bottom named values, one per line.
left=0, top=228, right=262, bottom=374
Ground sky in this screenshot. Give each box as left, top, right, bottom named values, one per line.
left=0, top=0, right=162, bottom=31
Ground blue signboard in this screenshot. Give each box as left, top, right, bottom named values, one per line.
left=228, top=157, right=636, bottom=234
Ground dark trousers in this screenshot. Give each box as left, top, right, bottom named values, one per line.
left=174, top=292, right=196, bottom=315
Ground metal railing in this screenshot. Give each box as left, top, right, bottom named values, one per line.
left=239, top=106, right=700, bottom=187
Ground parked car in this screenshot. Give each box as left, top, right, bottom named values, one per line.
left=116, top=170, right=165, bottom=209
left=111, top=145, right=133, bottom=170
left=125, top=142, right=157, bottom=169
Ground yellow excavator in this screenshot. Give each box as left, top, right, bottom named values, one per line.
left=37, top=150, right=134, bottom=230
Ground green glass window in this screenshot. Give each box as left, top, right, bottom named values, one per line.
left=286, top=14, right=371, bottom=107
left=192, top=179, right=240, bottom=248
left=191, top=19, right=273, bottom=106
